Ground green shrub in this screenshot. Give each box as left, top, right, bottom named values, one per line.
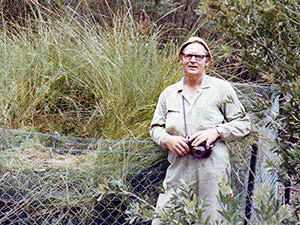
left=198, top=0, right=300, bottom=202
left=102, top=177, right=297, bottom=224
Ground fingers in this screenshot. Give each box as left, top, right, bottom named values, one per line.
left=189, top=132, right=206, bottom=146
left=171, top=144, right=188, bottom=157
left=163, top=129, right=219, bottom=157
left=164, top=135, right=189, bottom=157
left=171, top=137, right=189, bottom=157
left=189, top=128, right=220, bottom=148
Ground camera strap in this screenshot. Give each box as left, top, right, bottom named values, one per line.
left=182, top=95, right=189, bottom=139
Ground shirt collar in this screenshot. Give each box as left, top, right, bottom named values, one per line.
left=177, top=75, right=211, bottom=93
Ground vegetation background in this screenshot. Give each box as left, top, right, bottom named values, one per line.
left=0, top=0, right=274, bottom=137
left=0, top=0, right=299, bottom=223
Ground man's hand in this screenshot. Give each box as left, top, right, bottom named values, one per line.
left=189, top=128, right=220, bottom=149
left=163, top=135, right=190, bottom=157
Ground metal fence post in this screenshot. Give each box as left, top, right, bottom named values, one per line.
left=284, top=172, right=292, bottom=205
left=244, top=144, right=258, bottom=225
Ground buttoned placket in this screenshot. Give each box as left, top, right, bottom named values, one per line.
left=181, top=88, right=204, bottom=137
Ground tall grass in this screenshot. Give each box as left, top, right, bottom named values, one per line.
left=0, top=1, right=238, bottom=140
left=74, top=14, right=181, bottom=139
left=0, top=4, right=182, bottom=139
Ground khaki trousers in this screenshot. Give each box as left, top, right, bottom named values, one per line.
left=152, top=141, right=230, bottom=225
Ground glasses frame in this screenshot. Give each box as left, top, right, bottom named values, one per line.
left=182, top=53, right=210, bottom=62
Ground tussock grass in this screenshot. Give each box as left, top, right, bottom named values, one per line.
left=0, top=1, right=242, bottom=140
left=0, top=4, right=182, bottom=139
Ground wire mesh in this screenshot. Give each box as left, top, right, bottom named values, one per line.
left=0, top=83, right=286, bottom=224
left=0, top=128, right=169, bottom=225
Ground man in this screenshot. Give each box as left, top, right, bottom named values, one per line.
left=150, top=37, right=251, bottom=224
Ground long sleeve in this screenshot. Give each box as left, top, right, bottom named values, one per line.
left=150, top=92, right=170, bottom=146
left=216, top=84, right=251, bottom=141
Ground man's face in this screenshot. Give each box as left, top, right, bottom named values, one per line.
left=180, top=43, right=210, bottom=76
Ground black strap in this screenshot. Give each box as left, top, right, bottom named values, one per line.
left=182, top=94, right=188, bottom=138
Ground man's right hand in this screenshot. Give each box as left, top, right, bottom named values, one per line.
left=163, top=135, right=190, bottom=157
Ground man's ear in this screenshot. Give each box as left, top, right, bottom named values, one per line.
left=205, top=57, right=212, bottom=66
left=179, top=54, right=184, bottom=63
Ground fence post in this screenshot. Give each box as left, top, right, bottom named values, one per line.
left=278, top=93, right=291, bottom=206
left=284, top=171, right=292, bottom=205
left=244, top=144, right=258, bottom=225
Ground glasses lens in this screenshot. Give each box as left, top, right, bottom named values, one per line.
left=195, top=55, right=205, bottom=61
left=184, top=54, right=205, bottom=61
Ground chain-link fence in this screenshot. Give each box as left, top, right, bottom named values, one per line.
left=0, top=83, right=285, bottom=224
left=0, top=128, right=170, bottom=225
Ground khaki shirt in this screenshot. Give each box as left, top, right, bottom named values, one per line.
left=150, top=75, right=251, bottom=145
left=150, top=75, right=251, bottom=224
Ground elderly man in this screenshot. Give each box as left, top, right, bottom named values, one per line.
left=150, top=37, right=251, bottom=224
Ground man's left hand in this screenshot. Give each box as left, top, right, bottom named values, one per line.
left=189, top=128, right=220, bottom=149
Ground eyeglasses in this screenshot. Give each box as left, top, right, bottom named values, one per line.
left=182, top=53, right=210, bottom=62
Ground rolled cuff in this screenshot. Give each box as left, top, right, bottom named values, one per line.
left=216, top=122, right=251, bottom=142
left=150, top=126, right=169, bottom=146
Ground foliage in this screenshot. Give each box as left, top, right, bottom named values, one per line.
left=102, top=178, right=211, bottom=224
left=0, top=2, right=182, bottom=138
left=0, top=0, right=210, bottom=43
left=101, top=177, right=297, bottom=224
left=0, top=1, right=238, bottom=139
left=218, top=182, right=296, bottom=224
left=156, top=180, right=211, bottom=224
left=198, top=0, right=300, bottom=197
left=251, top=184, right=295, bottom=224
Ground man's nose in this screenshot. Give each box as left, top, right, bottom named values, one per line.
left=190, top=55, right=197, bottom=62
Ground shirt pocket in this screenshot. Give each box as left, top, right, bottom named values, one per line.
left=165, top=109, right=181, bottom=114
left=165, top=109, right=181, bottom=121
left=165, top=108, right=183, bottom=132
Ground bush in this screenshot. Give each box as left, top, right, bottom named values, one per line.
left=103, top=177, right=296, bottom=224
left=198, top=0, right=300, bottom=205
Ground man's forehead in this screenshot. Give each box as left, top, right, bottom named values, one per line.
left=183, top=43, right=207, bottom=53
